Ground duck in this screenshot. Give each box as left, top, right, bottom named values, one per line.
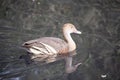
left=22, top=23, right=82, bottom=73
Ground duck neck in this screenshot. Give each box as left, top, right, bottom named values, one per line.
left=64, top=32, right=76, bottom=52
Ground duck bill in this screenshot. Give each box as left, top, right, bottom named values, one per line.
left=74, top=30, right=82, bottom=34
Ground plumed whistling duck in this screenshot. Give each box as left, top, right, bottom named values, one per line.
left=22, top=23, right=82, bottom=73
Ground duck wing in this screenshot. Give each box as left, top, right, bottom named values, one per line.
left=22, top=37, right=69, bottom=55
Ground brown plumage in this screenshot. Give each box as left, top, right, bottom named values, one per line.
left=22, top=23, right=82, bottom=73
left=23, top=37, right=69, bottom=55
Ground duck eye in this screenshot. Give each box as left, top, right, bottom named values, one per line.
left=71, top=26, right=73, bottom=29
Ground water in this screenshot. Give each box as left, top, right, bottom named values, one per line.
left=0, top=20, right=115, bottom=80
left=0, top=0, right=120, bottom=80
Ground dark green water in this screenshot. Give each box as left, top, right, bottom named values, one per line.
left=0, top=0, right=120, bottom=80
